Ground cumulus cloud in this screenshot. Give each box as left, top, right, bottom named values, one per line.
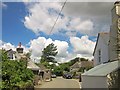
left=63, top=2, right=113, bottom=34
left=1, top=42, right=16, bottom=51
left=23, top=2, right=113, bottom=36
left=29, top=36, right=95, bottom=62
left=63, top=2, right=112, bottom=22
left=65, top=18, right=94, bottom=36
left=0, top=36, right=95, bottom=62
left=24, top=2, right=62, bottom=35
left=70, top=35, right=95, bottom=59
left=29, top=37, right=69, bottom=62
left=53, top=40, right=69, bottom=57
left=0, top=40, right=29, bottom=53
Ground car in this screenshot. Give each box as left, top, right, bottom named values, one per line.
left=63, top=73, right=73, bottom=79
left=51, top=74, right=57, bottom=78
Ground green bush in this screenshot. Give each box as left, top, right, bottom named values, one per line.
left=1, top=51, right=34, bottom=89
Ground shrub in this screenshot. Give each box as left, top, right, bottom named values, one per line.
left=2, top=51, right=34, bottom=89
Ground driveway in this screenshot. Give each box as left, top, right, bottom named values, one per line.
left=35, top=77, right=81, bottom=89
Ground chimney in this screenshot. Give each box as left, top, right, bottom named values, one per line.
left=18, top=42, right=22, bottom=48
left=16, top=42, right=23, bottom=53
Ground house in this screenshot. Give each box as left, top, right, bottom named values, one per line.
left=27, top=60, right=40, bottom=74
left=81, top=1, right=120, bottom=88
left=5, top=42, right=27, bottom=61
left=70, top=60, right=93, bottom=72
left=93, top=32, right=109, bottom=66
left=38, top=64, right=52, bottom=82
left=82, top=61, right=119, bottom=88
left=5, top=49, right=16, bottom=60
left=5, top=42, right=40, bottom=74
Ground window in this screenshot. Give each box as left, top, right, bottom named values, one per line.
left=8, top=53, right=13, bottom=59
left=98, top=49, right=101, bottom=63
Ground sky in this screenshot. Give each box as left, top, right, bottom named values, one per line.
left=1, top=1, right=114, bottom=63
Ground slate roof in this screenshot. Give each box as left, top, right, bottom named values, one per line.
left=82, top=60, right=119, bottom=76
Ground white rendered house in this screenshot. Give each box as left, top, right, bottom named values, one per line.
left=82, top=1, right=120, bottom=88
left=93, top=32, right=109, bottom=66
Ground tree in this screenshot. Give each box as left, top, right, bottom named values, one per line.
left=52, top=66, right=63, bottom=76
left=40, top=43, right=58, bottom=63
left=1, top=50, right=34, bottom=89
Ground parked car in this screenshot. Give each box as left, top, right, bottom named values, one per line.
left=63, top=73, right=73, bottom=79
left=51, top=74, right=57, bottom=78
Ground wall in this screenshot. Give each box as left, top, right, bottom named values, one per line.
left=81, top=76, right=107, bottom=88
left=94, top=34, right=109, bottom=66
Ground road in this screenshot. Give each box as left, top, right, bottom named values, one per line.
left=35, top=77, right=81, bottom=89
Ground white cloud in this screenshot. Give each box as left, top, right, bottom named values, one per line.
left=66, top=18, right=94, bottom=35
left=23, top=2, right=97, bottom=36
left=1, top=42, right=16, bottom=51
left=24, top=2, right=62, bottom=35
left=0, top=36, right=95, bottom=63
left=23, top=2, right=112, bottom=37
left=0, top=40, right=29, bottom=53
left=0, top=39, right=70, bottom=63
left=70, top=35, right=95, bottom=59
left=0, top=40, right=4, bottom=46
left=63, top=2, right=113, bottom=34
left=53, top=40, right=69, bottom=57
left=29, top=37, right=69, bottom=63
left=29, top=36, right=95, bottom=63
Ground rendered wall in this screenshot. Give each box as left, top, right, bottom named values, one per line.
left=94, top=34, right=109, bottom=66
left=81, top=76, right=107, bottom=88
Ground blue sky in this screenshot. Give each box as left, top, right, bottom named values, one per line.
left=1, top=2, right=113, bottom=62
left=2, top=2, right=36, bottom=46
left=2, top=2, right=74, bottom=46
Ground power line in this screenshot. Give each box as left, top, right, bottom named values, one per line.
left=49, top=0, right=67, bottom=35
left=43, top=0, right=67, bottom=49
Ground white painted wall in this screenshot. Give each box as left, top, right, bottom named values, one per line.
left=94, top=33, right=109, bottom=66
left=81, top=76, right=108, bottom=88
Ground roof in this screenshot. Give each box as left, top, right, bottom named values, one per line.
left=81, top=61, right=93, bottom=67
left=27, top=60, right=40, bottom=70
left=5, top=49, right=16, bottom=54
left=70, top=61, right=93, bottom=68
left=70, top=62, right=80, bottom=68
left=38, top=64, right=46, bottom=70
left=93, top=32, right=109, bottom=55
left=82, top=60, right=119, bottom=76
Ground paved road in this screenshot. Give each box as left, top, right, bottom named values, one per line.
left=35, top=77, right=80, bottom=89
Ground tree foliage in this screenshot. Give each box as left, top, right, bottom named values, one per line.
left=1, top=50, right=34, bottom=89
left=51, top=63, right=70, bottom=76
left=51, top=57, right=91, bottom=76
left=52, top=66, right=63, bottom=76
left=41, top=43, right=58, bottom=63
